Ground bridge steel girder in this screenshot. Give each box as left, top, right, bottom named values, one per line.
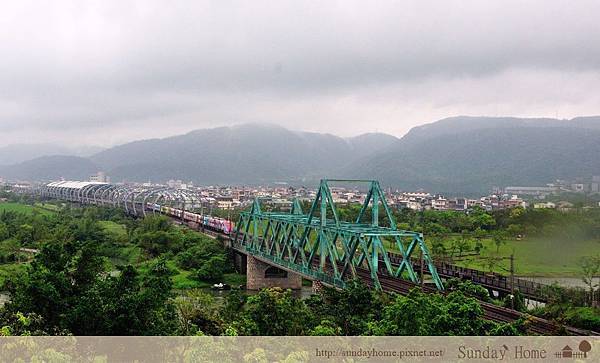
left=234, top=179, right=444, bottom=291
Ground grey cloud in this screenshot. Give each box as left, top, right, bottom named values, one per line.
left=0, top=0, right=599, bottom=146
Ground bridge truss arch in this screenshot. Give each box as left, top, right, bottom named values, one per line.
left=235, top=179, right=444, bottom=291
left=40, top=181, right=202, bottom=219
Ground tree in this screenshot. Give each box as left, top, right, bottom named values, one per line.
left=579, top=255, right=600, bottom=306
left=310, top=320, right=341, bottom=336
left=473, top=227, right=487, bottom=242
left=469, top=207, right=496, bottom=230
left=222, top=288, right=247, bottom=322
left=196, top=255, right=228, bottom=282
left=480, top=255, right=502, bottom=273
left=445, top=279, right=491, bottom=302
left=503, top=290, right=526, bottom=312
left=174, top=289, right=223, bottom=335
left=0, top=222, right=9, bottom=241
left=5, top=239, right=177, bottom=335
left=15, top=224, right=34, bottom=246
left=509, top=206, right=525, bottom=220
left=137, top=215, right=173, bottom=234
left=0, top=311, right=49, bottom=336
left=451, top=234, right=472, bottom=257
left=6, top=240, right=103, bottom=331
left=176, top=239, right=225, bottom=270
left=137, top=230, right=184, bottom=257
left=69, top=261, right=177, bottom=335
left=0, top=238, right=21, bottom=262
left=579, top=339, right=592, bottom=356
left=240, top=287, right=313, bottom=335
left=506, top=224, right=523, bottom=238
left=306, top=280, right=383, bottom=335
left=492, top=232, right=507, bottom=253
left=473, top=239, right=485, bottom=255
left=430, top=238, right=447, bottom=258
left=373, top=289, right=488, bottom=336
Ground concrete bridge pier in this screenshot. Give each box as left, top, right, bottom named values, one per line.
left=246, top=255, right=302, bottom=290
left=232, top=251, right=247, bottom=274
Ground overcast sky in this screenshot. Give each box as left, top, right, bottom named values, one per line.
left=1, top=1, right=600, bottom=147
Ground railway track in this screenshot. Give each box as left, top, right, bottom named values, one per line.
left=386, top=251, right=549, bottom=302
left=358, top=264, right=595, bottom=336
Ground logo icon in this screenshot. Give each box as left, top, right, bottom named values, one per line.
left=554, top=340, right=592, bottom=359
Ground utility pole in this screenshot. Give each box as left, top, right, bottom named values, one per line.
left=420, top=250, right=424, bottom=287
left=510, top=254, right=515, bottom=310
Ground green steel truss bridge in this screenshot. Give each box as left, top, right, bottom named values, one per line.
left=35, top=178, right=444, bottom=290
left=234, top=179, right=444, bottom=290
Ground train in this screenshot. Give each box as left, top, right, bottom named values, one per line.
left=146, top=203, right=235, bottom=234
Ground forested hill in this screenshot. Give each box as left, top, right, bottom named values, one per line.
left=343, top=116, right=600, bottom=195
left=88, top=124, right=399, bottom=184
left=2, top=117, right=600, bottom=194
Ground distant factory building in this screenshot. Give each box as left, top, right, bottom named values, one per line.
left=89, top=171, right=109, bottom=183
left=504, top=186, right=558, bottom=195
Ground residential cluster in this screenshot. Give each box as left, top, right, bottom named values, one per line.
left=4, top=173, right=600, bottom=213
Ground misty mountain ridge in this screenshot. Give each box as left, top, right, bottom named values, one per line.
left=344, top=116, right=600, bottom=194
left=89, top=123, right=399, bottom=184
left=0, top=155, right=99, bottom=181
left=1, top=116, right=600, bottom=195
left=397, top=115, right=600, bottom=149
left=0, top=143, right=105, bottom=166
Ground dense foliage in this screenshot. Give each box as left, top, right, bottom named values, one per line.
left=0, top=201, right=232, bottom=335
left=174, top=281, right=522, bottom=337
left=0, top=195, right=597, bottom=335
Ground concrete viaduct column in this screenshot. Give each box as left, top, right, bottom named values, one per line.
left=246, top=255, right=302, bottom=290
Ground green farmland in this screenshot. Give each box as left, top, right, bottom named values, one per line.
left=0, top=202, right=56, bottom=216
left=450, top=237, right=600, bottom=277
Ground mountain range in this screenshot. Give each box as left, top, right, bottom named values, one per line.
left=1, top=116, right=600, bottom=195
left=0, top=144, right=105, bottom=166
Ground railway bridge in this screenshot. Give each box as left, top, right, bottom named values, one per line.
left=38, top=179, right=444, bottom=292
left=34, top=179, right=597, bottom=335
left=36, top=180, right=559, bottom=300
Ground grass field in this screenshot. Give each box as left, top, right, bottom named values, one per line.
left=99, top=220, right=128, bottom=240
left=34, top=202, right=61, bottom=212
left=382, top=233, right=597, bottom=277
left=454, top=237, right=600, bottom=277
left=138, top=258, right=246, bottom=290
left=0, top=202, right=55, bottom=216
